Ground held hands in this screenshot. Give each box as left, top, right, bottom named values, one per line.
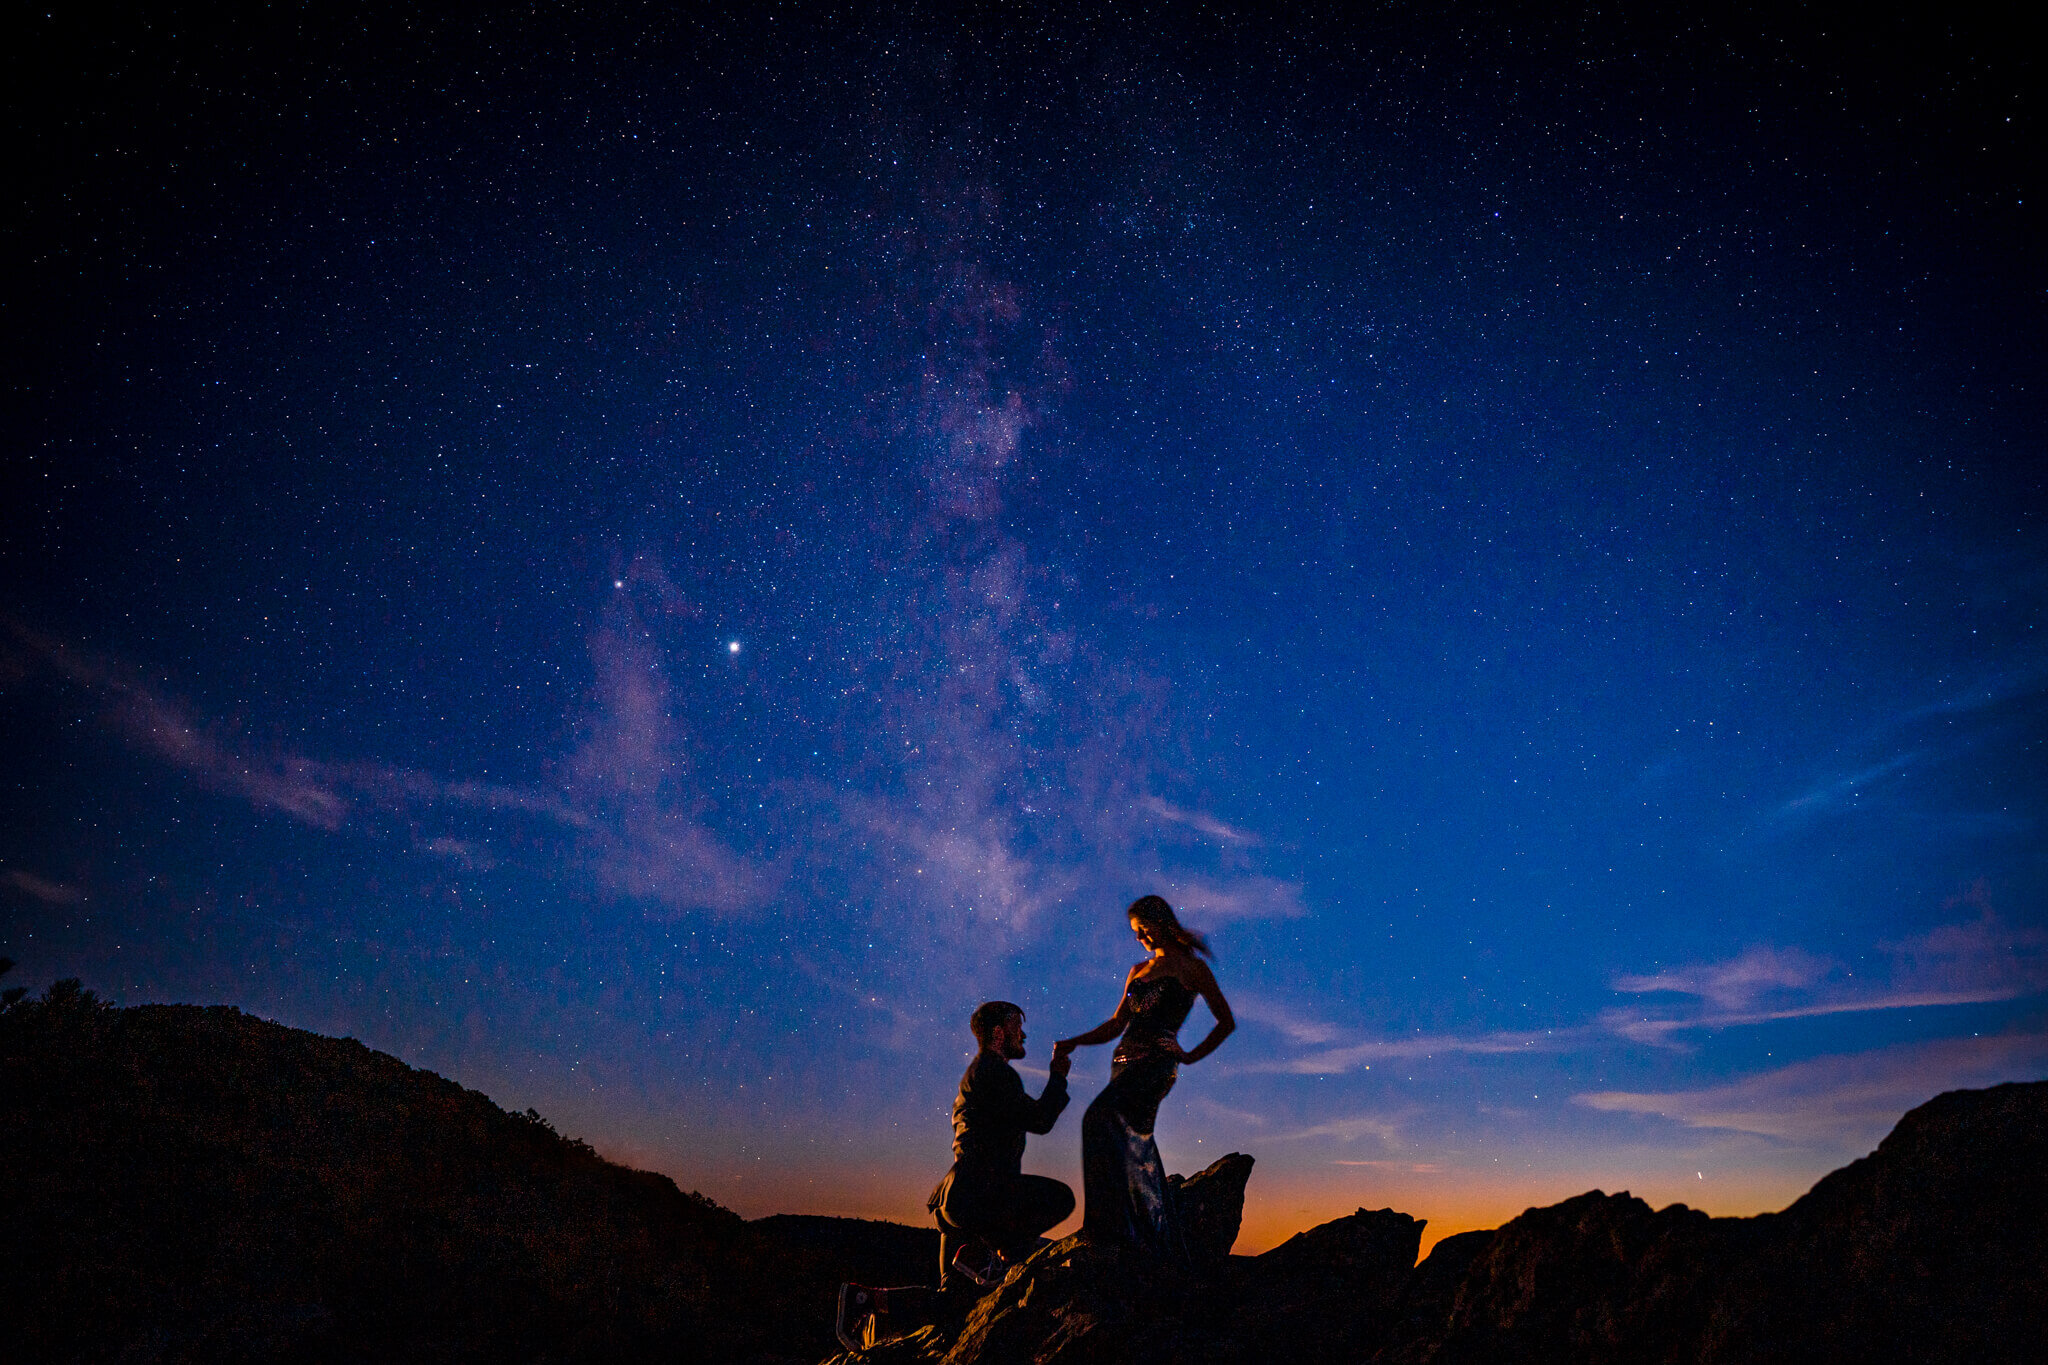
left=1049, top=1040, right=1075, bottom=1079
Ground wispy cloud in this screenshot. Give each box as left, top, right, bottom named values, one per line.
left=1273, top=1112, right=1407, bottom=1145
left=1233, top=994, right=1344, bottom=1046
left=566, top=610, right=785, bottom=917
left=11, top=623, right=351, bottom=829
left=1158, top=874, right=1305, bottom=922
left=7, top=613, right=780, bottom=918
left=1332, top=1159, right=1445, bottom=1172
left=1139, top=796, right=1261, bottom=846
left=1245, top=1026, right=1591, bottom=1076
left=1776, top=751, right=1921, bottom=819
left=1887, top=663, right=2048, bottom=729
left=1771, top=663, right=2048, bottom=826
left=1614, top=944, right=1838, bottom=1012
left=417, top=837, right=495, bottom=871
left=3, top=869, right=83, bottom=905
left=1578, top=1029, right=2048, bottom=1146
left=787, top=949, right=934, bottom=1055
left=1884, top=890, right=2048, bottom=1002
left=1228, top=897, right=2048, bottom=1079
left=1606, top=908, right=2048, bottom=1044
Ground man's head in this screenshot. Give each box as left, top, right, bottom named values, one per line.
left=970, top=1000, right=1026, bottom=1059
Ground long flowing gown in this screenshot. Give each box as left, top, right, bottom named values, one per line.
left=1080, top=973, right=1197, bottom=1256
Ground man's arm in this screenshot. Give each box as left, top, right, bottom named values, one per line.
left=984, top=1055, right=1070, bottom=1134
left=1024, top=1061, right=1070, bottom=1133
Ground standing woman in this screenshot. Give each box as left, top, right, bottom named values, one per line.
left=1054, top=894, right=1234, bottom=1257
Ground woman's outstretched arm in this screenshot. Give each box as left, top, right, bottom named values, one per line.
left=1175, top=962, right=1235, bottom=1064
left=1057, top=966, right=1139, bottom=1050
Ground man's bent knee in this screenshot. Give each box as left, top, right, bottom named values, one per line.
left=1020, top=1175, right=1075, bottom=1235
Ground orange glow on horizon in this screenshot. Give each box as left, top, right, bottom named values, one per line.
left=1235, top=1161, right=1826, bottom=1257
left=607, top=1136, right=1830, bottom=1261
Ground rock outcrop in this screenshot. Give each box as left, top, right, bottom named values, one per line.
left=831, top=1081, right=2048, bottom=1365
left=1214, top=1206, right=1425, bottom=1361
left=1169, top=1152, right=1256, bottom=1262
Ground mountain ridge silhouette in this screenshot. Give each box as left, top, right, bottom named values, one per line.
left=7, top=971, right=2046, bottom=1364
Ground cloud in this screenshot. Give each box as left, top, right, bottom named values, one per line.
left=416, top=837, right=501, bottom=872
left=1246, top=1026, right=1591, bottom=1076
left=1235, top=901, right=2048, bottom=1080
left=565, top=612, right=785, bottom=917
left=1577, top=1029, right=2048, bottom=1147
left=1158, top=875, right=1305, bottom=922
left=10, top=623, right=350, bottom=829
left=905, top=823, right=1082, bottom=932
left=1273, top=1112, right=1406, bottom=1145
left=1776, top=751, right=1922, bottom=819
left=1233, top=994, right=1344, bottom=1046
left=1140, top=796, right=1261, bottom=846
left=3, top=869, right=83, bottom=904
left=1615, top=944, right=1839, bottom=1012
left=788, top=950, right=933, bottom=1056
left=595, top=807, right=783, bottom=917
left=1770, top=663, right=2048, bottom=825
left=8, top=611, right=780, bottom=918
left=372, top=774, right=593, bottom=829
left=1884, top=904, right=2048, bottom=1002
left=1332, top=1160, right=1445, bottom=1172
left=1887, top=663, right=2048, bottom=728
left=1606, top=909, right=2048, bottom=1044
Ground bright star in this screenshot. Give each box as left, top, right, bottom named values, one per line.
left=728, top=640, right=741, bottom=654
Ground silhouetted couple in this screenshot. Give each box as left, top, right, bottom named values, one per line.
left=929, top=895, right=1234, bottom=1290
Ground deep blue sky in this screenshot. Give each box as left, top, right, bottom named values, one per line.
left=5, top=2, right=2043, bottom=1248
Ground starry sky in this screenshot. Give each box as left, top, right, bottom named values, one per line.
left=4, top=3, right=2044, bottom=1253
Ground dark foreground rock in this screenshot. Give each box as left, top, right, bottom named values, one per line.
left=830, top=1081, right=2048, bottom=1365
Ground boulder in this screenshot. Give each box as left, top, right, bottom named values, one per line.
left=1217, top=1206, right=1424, bottom=1361
left=1372, top=1191, right=1724, bottom=1364
left=1372, top=1082, right=2048, bottom=1365
left=1170, top=1153, right=1257, bottom=1263
left=1701, top=1080, right=2048, bottom=1364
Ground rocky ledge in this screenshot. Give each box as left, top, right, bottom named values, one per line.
left=827, top=1080, right=2048, bottom=1365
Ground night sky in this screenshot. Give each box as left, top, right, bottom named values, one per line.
left=5, top=3, right=2043, bottom=1252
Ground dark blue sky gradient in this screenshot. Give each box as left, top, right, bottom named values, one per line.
left=5, top=3, right=2044, bottom=1247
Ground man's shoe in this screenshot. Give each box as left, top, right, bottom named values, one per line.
left=949, top=1240, right=1002, bottom=1288
left=837, top=1283, right=936, bottom=1349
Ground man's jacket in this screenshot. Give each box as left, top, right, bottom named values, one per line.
left=949, top=1050, right=1069, bottom=1182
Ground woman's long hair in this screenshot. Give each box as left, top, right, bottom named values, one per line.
left=1128, top=894, right=1212, bottom=959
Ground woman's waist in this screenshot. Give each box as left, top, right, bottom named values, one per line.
left=1113, top=1030, right=1181, bottom=1064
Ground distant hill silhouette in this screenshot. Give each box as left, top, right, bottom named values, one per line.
left=0, top=972, right=906, bottom=1363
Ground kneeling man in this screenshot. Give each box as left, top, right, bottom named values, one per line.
left=929, top=1000, right=1075, bottom=1288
